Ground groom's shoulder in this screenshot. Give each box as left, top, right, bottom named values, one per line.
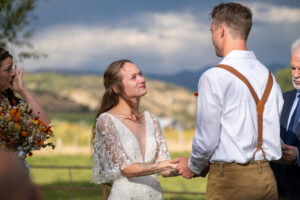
left=200, top=66, right=229, bottom=80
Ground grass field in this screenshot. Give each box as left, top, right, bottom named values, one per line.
left=26, top=153, right=207, bottom=200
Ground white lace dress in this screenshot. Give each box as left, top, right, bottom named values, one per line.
left=91, top=111, right=170, bottom=200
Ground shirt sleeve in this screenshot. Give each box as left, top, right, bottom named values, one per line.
left=274, top=77, right=284, bottom=117
left=188, top=73, right=222, bottom=174
left=91, top=114, right=132, bottom=184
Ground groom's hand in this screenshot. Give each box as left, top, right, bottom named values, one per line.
left=171, top=157, right=195, bottom=179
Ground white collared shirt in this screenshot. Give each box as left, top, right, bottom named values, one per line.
left=188, top=50, right=283, bottom=174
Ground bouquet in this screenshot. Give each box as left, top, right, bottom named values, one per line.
left=0, top=100, right=55, bottom=156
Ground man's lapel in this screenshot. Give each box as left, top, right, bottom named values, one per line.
left=281, top=90, right=297, bottom=140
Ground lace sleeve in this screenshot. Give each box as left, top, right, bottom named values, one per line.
left=91, top=113, right=132, bottom=184
left=150, top=113, right=171, bottom=161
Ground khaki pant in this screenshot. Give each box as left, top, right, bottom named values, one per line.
left=206, top=160, right=278, bottom=200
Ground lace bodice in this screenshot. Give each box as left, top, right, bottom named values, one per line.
left=91, top=111, right=170, bottom=199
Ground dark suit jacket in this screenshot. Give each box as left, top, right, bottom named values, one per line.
left=271, top=89, right=300, bottom=199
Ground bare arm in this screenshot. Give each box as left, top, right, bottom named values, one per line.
left=12, top=66, right=50, bottom=124
left=121, top=160, right=177, bottom=178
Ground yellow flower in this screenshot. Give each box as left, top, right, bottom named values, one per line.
left=31, top=120, right=39, bottom=125
left=5, top=115, right=11, bottom=122
left=14, top=123, right=21, bottom=131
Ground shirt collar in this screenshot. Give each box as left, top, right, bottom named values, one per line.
left=224, top=50, right=256, bottom=60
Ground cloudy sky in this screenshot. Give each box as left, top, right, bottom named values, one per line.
left=14, top=0, right=300, bottom=75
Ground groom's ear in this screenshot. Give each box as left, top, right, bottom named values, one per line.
left=218, top=24, right=225, bottom=38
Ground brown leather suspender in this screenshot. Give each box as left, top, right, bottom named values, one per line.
left=216, top=64, right=273, bottom=160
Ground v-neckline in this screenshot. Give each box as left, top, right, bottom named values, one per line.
left=106, top=111, right=148, bottom=162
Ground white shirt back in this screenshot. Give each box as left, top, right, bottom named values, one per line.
left=188, top=50, right=283, bottom=174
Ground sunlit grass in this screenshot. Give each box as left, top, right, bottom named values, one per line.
left=27, top=153, right=207, bottom=200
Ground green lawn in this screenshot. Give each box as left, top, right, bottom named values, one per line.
left=26, top=153, right=207, bottom=200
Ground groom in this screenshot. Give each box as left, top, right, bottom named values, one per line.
left=172, top=2, right=283, bottom=199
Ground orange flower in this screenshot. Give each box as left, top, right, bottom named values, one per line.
left=38, top=120, right=46, bottom=126
left=1, top=144, right=5, bottom=149
left=47, top=130, right=53, bottom=136
left=38, top=141, right=44, bottom=147
left=9, top=108, right=16, bottom=116
left=21, top=131, right=28, bottom=137
left=13, top=111, right=21, bottom=120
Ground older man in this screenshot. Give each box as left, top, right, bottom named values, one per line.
left=271, top=38, right=300, bottom=200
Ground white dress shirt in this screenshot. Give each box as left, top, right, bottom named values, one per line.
left=188, top=50, right=284, bottom=174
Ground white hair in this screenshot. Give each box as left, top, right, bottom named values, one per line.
left=292, top=38, right=300, bottom=54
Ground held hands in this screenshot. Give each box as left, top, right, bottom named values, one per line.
left=170, top=157, right=210, bottom=179
left=171, top=157, right=195, bottom=179
left=280, top=143, right=298, bottom=164
left=159, top=160, right=179, bottom=177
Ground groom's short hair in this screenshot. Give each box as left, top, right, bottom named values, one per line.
left=210, top=2, right=252, bottom=40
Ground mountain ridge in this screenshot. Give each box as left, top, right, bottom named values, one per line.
left=32, top=63, right=286, bottom=91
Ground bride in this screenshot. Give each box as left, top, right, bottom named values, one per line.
left=91, top=59, right=178, bottom=199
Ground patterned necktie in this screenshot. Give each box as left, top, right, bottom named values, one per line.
left=286, top=94, right=300, bottom=144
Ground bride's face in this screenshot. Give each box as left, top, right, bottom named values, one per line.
left=120, top=62, right=147, bottom=99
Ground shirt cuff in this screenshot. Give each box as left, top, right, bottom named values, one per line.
left=188, top=157, right=205, bottom=175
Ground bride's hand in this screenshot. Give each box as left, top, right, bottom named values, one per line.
left=159, top=160, right=179, bottom=177
left=159, top=160, right=177, bottom=169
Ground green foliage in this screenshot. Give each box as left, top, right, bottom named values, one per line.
left=275, top=66, right=293, bottom=93
left=0, top=0, right=41, bottom=60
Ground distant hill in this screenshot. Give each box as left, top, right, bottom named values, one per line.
left=146, top=66, right=210, bottom=92
left=33, top=63, right=285, bottom=91
left=147, top=63, right=285, bottom=91
left=23, top=73, right=197, bottom=129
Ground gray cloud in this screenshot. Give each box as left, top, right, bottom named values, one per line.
left=18, top=1, right=300, bottom=74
